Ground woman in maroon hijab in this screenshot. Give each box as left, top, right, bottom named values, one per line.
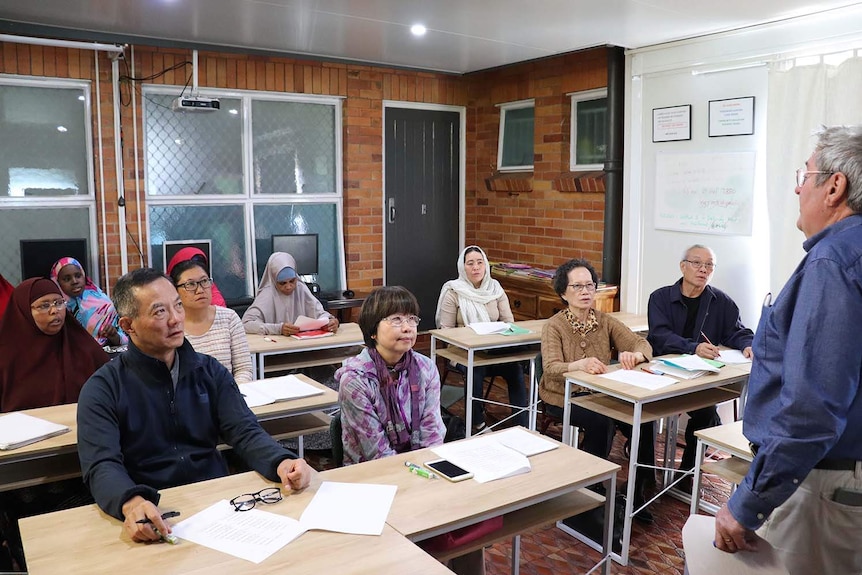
left=0, top=278, right=109, bottom=412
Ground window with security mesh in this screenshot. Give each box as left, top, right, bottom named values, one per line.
left=0, top=78, right=97, bottom=284
left=144, top=87, right=344, bottom=300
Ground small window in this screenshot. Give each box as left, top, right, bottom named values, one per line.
left=497, top=99, right=534, bottom=171
left=570, top=89, right=607, bottom=171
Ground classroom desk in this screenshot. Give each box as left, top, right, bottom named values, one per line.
left=690, top=420, right=752, bottom=515
left=0, top=375, right=337, bottom=492
left=561, top=359, right=751, bottom=565
left=321, top=428, right=619, bottom=575
left=429, top=320, right=544, bottom=435
left=246, top=322, right=364, bottom=379
left=19, top=471, right=454, bottom=575
left=607, top=311, right=649, bottom=334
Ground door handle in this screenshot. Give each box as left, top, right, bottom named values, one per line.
left=388, top=198, right=396, bottom=224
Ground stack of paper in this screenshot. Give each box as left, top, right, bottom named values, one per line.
left=468, top=321, right=511, bottom=335
left=289, top=316, right=335, bottom=340
left=600, top=369, right=677, bottom=390
left=651, top=355, right=721, bottom=380
left=431, top=434, right=533, bottom=483
left=718, top=349, right=752, bottom=364
left=172, top=482, right=397, bottom=564
left=240, top=374, right=324, bottom=408
left=0, top=412, right=70, bottom=450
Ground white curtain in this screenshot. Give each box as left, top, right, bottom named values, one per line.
left=766, top=57, right=862, bottom=294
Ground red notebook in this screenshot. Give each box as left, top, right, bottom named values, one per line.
left=290, top=329, right=335, bottom=340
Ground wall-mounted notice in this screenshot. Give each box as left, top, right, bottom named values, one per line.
left=654, top=152, right=755, bottom=235
left=709, top=96, right=755, bottom=137
left=652, top=105, right=692, bottom=142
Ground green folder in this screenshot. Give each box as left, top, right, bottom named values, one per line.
left=501, top=324, right=532, bottom=336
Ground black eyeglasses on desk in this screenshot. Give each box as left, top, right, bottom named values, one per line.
left=230, top=487, right=283, bottom=512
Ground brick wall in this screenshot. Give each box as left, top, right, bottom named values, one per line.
left=464, top=49, right=609, bottom=276
left=0, top=40, right=608, bottom=290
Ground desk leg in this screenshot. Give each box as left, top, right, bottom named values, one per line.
left=511, top=534, right=521, bottom=575
left=465, top=349, right=475, bottom=436
left=690, top=438, right=706, bottom=515
left=620, top=402, right=644, bottom=565
left=601, top=472, right=617, bottom=575
left=527, top=358, right=537, bottom=431
left=562, top=379, right=573, bottom=446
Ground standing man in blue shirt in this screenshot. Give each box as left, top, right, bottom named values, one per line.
left=715, top=126, right=862, bottom=574
left=647, top=244, right=753, bottom=490
left=78, top=268, right=312, bottom=543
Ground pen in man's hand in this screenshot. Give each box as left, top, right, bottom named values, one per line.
left=137, top=511, right=181, bottom=544
left=700, top=331, right=715, bottom=346
left=136, top=511, right=181, bottom=524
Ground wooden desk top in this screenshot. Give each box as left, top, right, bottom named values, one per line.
left=428, top=320, right=545, bottom=350
left=240, top=374, right=338, bottom=421
left=564, top=357, right=751, bottom=403
left=607, top=311, right=649, bottom=333
left=320, top=429, right=619, bottom=541
left=20, top=471, right=453, bottom=575
left=246, top=322, right=363, bottom=354
left=694, top=420, right=752, bottom=460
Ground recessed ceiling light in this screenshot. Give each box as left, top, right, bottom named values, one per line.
left=410, top=24, right=426, bottom=37
left=229, top=109, right=239, bottom=115
left=57, top=126, right=68, bottom=132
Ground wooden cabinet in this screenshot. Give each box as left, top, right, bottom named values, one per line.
left=492, top=268, right=618, bottom=320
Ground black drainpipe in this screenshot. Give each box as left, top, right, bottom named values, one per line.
left=602, top=45, right=625, bottom=288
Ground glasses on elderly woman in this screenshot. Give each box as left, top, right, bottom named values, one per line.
left=176, top=278, right=213, bottom=292
left=31, top=299, right=66, bottom=313
left=383, top=315, right=421, bottom=327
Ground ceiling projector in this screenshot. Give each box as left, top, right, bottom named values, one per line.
left=172, top=96, right=220, bottom=112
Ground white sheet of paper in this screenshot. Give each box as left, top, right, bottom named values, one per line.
left=682, top=515, right=788, bottom=575
left=299, top=481, right=396, bottom=535
left=718, top=349, right=752, bottom=364
left=599, top=369, right=677, bottom=390
left=432, top=436, right=530, bottom=483
left=171, top=500, right=305, bottom=564
left=294, top=315, right=329, bottom=331
left=241, top=374, right=324, bottom=408
left=467, top=321, right=510, bottom=335
left=0, top=412, right=70, bottom=450
left=493, top=427, right=559, bottom=456
left=661, top=355, right=720, bottom=373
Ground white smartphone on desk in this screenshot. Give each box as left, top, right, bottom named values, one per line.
left=424, top=459, right=473, bottom=482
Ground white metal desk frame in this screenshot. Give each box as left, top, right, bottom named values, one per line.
left=690, top=420, right=753, bottom=516
left=246, top=323, right=364, bottom=380
left=560, top=362, right=750, bottom=565
left=429, top=320, right=545, bottom=436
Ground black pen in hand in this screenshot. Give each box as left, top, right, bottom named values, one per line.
left=136, top=511, right=181, bottom=544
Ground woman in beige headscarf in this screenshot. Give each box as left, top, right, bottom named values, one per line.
left=242, top=252, right=338, bottom=336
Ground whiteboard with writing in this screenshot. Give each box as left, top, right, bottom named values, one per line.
left=654, top=152, right=755, bottom=235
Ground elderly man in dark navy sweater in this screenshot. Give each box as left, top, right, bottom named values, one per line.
left=78, top=268, right=311, bottom=543
left=647, top=244, right=753, bottom=489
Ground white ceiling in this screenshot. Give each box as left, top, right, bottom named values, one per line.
left=0, top=0, right=861, bottom=74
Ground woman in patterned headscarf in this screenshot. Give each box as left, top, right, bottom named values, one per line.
left=50, top=257, right=127, bottom=347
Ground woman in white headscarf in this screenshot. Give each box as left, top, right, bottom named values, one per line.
left=435, top=246, right=527, bottom=430
left=242, top=252, right=338, bottom=336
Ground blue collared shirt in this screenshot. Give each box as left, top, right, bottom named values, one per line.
left=729, top=214, right=862, bottom=529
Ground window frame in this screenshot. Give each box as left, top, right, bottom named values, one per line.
left=496, top=98, right=535, bottom=172
left=0, top=75, right=100, bottom=284
left=142, top=85, right=346, bottom=297
left=569, top=88, right=608, bottom=172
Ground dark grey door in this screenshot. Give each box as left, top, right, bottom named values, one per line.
left=385, top=107, right=460, bottom=327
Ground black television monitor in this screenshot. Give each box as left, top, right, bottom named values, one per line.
left=271, top=234, right=318, bottom=276
left=20, top=238, right=89, bottom=281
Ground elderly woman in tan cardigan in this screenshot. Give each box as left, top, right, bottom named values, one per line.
left=539, top=258, right=657, bottom=522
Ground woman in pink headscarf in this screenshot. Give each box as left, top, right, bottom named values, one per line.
left=166, top=247, right=226, bottom=307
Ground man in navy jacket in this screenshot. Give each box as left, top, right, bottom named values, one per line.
left=647, top=245, right=753, bottom=487
left=78, top=268, right=311, bottom=543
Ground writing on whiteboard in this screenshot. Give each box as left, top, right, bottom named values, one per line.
left=654, top=152, right=755, bottom=235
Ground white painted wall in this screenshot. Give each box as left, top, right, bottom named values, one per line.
left=622, top=4, right=862, bottom=329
